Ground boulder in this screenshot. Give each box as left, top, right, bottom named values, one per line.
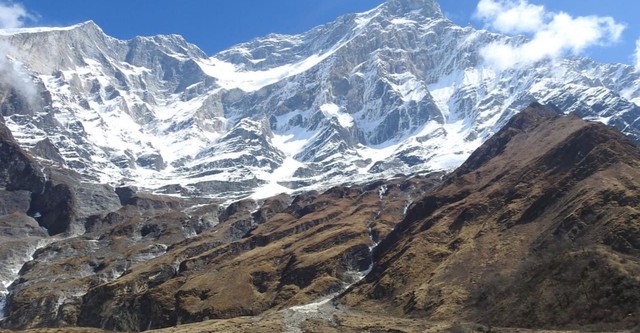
left=31, top=138, right=65, bottom=165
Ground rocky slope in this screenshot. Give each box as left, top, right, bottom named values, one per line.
left=0, top=0, right=639, bottom=331
left=4, top=103, right=638, bottom=332
left=4, top=175, right=439, bottom=331
left=342, top=103, right=640, bottom=331
left=0, top=98, right=442, bottom=330
left=0, top=110, right=130, bottom=323
left=0, top=0, right=638, bottom=200
left=0, top=114, right=47, bottom=321
left=1, top=90, right=639, bottom=333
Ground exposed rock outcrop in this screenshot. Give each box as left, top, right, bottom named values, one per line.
left=0, top=119, right=45, bottom=194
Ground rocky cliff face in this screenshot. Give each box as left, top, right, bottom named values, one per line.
left=0, top=0, right=637, bottom=200
left=342, top=103, right=640, bottom=330
left=0, top=110, right=130, bottom=324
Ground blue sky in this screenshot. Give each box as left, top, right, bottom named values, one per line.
left=5, top=0, right=640, bottom=66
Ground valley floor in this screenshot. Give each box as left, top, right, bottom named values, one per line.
left=1, top=302, right=632, bottom=333
left=145, top=302, right=638, bottom=333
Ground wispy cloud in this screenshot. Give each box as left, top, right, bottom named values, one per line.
left=475, top=0, right=625, bottom=70
left=0, top=2, right=38, bottom=102
left=0, top=42, right=38, bottom=103
left=0, top=1, right=35, bottom=29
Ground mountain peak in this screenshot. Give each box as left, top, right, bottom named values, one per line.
left=68, top=20, right=105, bottom=34
left=384, top=0, right=443, bottom=17
left=0, top=20, right=104, bottom=36
left=74, top=20, right=98, bottom=28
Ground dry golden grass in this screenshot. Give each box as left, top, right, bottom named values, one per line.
left=343, top=106, right=640, bottom=330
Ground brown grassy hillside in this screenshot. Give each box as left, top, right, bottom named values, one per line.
left=343, top=103, right=640, bottom=331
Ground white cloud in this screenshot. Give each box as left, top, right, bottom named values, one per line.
left=635, top=38, right=640, bottom=70
left=475, top=0, right=545, bottom=34
left=0, top=2, right=38, bottom=105
left=0, top=1, right=34, bottom=29
left=0, top=42, right=37, bottom=102
left=475, top=0, right=626, bottom=70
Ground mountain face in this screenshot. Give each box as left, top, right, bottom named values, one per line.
left=2, top=102, right=637, bottom=332
left=0, top=79, right=444, bottom=331
left=0, top=0, right=640, bottom=331
left=0, top=151, right=441, bottom=330
left=342, top=103, right=640, bottom=330
left=0, top=0, right=638, bottom=201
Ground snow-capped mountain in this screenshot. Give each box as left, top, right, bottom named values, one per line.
left=0, top=0, right=639, bottom=201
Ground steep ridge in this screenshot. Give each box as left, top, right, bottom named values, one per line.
left=0, top=0, right=638, bottom=200
left=342, top=103, right=640, bottom=330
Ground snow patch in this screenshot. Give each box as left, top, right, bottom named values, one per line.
left=271, top=131, right=310, bottom=157
left=620, top=86, right=640, bottom=106
left=417, top=120, right=483, bottom=171
left=388, top=72, right=427, bottom=103
left=428, top=77, right=458, bottom=119
left=320, top=103, right=354, bottom=128
left=0, top=238, right=55, bottom=321
left=354, top=7, right=380, bottom=30
left=288, top=296, right=334, bottom=314
left=251, top=157, right=304, bottom=200
left=198, top=52, right=331, bottom=92
left=403, top=200, right=413, bottom=216
left=378, top=185, right=388, bottom=199
left=199, top=11, right=380, bottom=94
left=250, top=131, right=310, bottom=200
left=357, top=142, right=403, bottom=171
left=0, top=290, right=6, bottom=321
left=391, top=18, right=417, bottom=25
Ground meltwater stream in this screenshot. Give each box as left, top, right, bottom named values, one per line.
left=282, top=191, right=386, bottom=333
